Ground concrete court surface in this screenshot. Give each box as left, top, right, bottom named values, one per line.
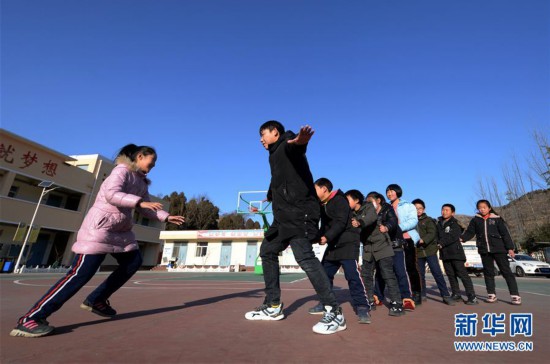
left=1, top=271, right=549, bottom=364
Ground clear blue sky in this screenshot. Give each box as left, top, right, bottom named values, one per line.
left=2, top=0, right=549, bottom=218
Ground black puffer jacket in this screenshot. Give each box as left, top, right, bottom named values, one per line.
left=264, top=131, right=320, bottom=241
left=461, top=213, right=515, bottom=254
left=320, top=189, right=359, bottom=261
left=436, top=216, right=466, bottom=261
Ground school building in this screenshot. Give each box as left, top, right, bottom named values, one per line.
left=159, top=229, right=326, bottom=272
left=0, top=128, right=169, bottom=272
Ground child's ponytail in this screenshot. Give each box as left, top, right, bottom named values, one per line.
left=116, top=144, right=157, bottom=162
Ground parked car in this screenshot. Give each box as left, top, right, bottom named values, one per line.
left=462, top=241, right=500, bottom=276
left=463, top=243, right=484, bottom=276
left=508, top=254, right=550, bottom=278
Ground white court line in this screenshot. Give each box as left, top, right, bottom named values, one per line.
left=425, top=278, right=550, bottom=297
left=133, top=280, right=262, bottom=285
left=289, top=277, right=309, bottom=284
left=13, top=279, right=98, bottom=289
left=12, top=279, right=316, bottom=291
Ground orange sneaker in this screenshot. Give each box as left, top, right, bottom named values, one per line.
left=403, top=298, right=416, bottom=311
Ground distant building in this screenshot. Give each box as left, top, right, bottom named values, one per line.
left=160, top=229, right=326, bottom=270
left=0, top=128, right=169, bottom=271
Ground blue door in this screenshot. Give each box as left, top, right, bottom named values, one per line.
left=246, top=242, right=257, bottom=267
left=27, top=234, right=49, bottom=267
left=220, top=242, right=232, bottom=266
left=177, top=243, right=188, bottom=265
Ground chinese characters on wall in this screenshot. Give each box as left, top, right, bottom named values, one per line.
left=0, top=143, right=58, bottom=177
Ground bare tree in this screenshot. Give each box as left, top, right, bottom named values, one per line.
left=475, top=126, right=549, bottom=244
left=526, top=129, right=550, bottom=189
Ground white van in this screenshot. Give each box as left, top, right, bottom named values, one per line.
left=461, top=241, right=503, bottom=276
left=463, top=241, right=484, bottom=276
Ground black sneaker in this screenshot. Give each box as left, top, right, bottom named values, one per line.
left=465, top=296, right=479, bottom=305
left=357, top=306, right=371, bottom=324
left=80, top=299, right=117, bottom=317
left=308, top=302, right=325, bottom=315
left=10, top=318, right=55, bottom=338
left=442, top=296, right=456, bottom=306
left=451, top=294, right=463, bottom=302
left=389, top=302, right=406, bottom=317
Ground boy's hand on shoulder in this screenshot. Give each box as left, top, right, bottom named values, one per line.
left=288, top=125, right=314, bottom=145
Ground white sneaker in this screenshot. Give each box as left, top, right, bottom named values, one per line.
left=312, top=306, right=347, bottom=335
left=245, top=303, right=285, bottom=321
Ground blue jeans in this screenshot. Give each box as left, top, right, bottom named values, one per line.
left=418, top=255, right=450, bottom=297
left=322, top=259, right=370, bottom=310
left=260, top=237, right=338, bottom=308
left=375, top=249, right=412, bottom=300
left=19, top=250, right=142, bottom=322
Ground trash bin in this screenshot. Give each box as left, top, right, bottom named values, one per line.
left=254, top=255, right=263, bottom=275
left=3, top=261, right=13, bottom=273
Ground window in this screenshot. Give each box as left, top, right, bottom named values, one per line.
left=8, top=186, right=19, bottom=198
left=65, top=195, right=81, bottom=211
left=76, top=164, right=89, bottom=170
left=45, top=194, right=63, bottom=208
left=195, top=242, right=208, bottom=257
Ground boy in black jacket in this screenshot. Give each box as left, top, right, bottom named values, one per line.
left=308, top=178, right=371, bottom=324
left=436, top=204, right=478, bottom=305
left=245, top=121, right=346, bottom=335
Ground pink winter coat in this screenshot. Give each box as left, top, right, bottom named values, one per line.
left=72, top=157, right=169, bottom=255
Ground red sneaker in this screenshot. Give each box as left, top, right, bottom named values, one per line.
left=403, top=298, right=416, bottom=311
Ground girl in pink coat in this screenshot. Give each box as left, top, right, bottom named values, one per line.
left=10, top=144, right=185, bottom=338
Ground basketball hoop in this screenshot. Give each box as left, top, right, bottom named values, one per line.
left=237, top=191, right=273, bottom=230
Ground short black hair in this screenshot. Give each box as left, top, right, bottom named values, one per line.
left=412, top=198, right=425, bottom=208
left=345, top=189, right=364, bottom=204
left=259, top=120, right=285, bottom=136
left=315, top=177, right=333, bottom=192
left=386, top=184, right=402, bottom=198
left=442, top=203, right=456, bottom=213
left=366, top=191, right=385, bottom=202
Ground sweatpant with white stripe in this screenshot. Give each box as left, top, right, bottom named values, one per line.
left=322, top=259, right=371, bottom=309
left=19, top=250, right=142, bottom=323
